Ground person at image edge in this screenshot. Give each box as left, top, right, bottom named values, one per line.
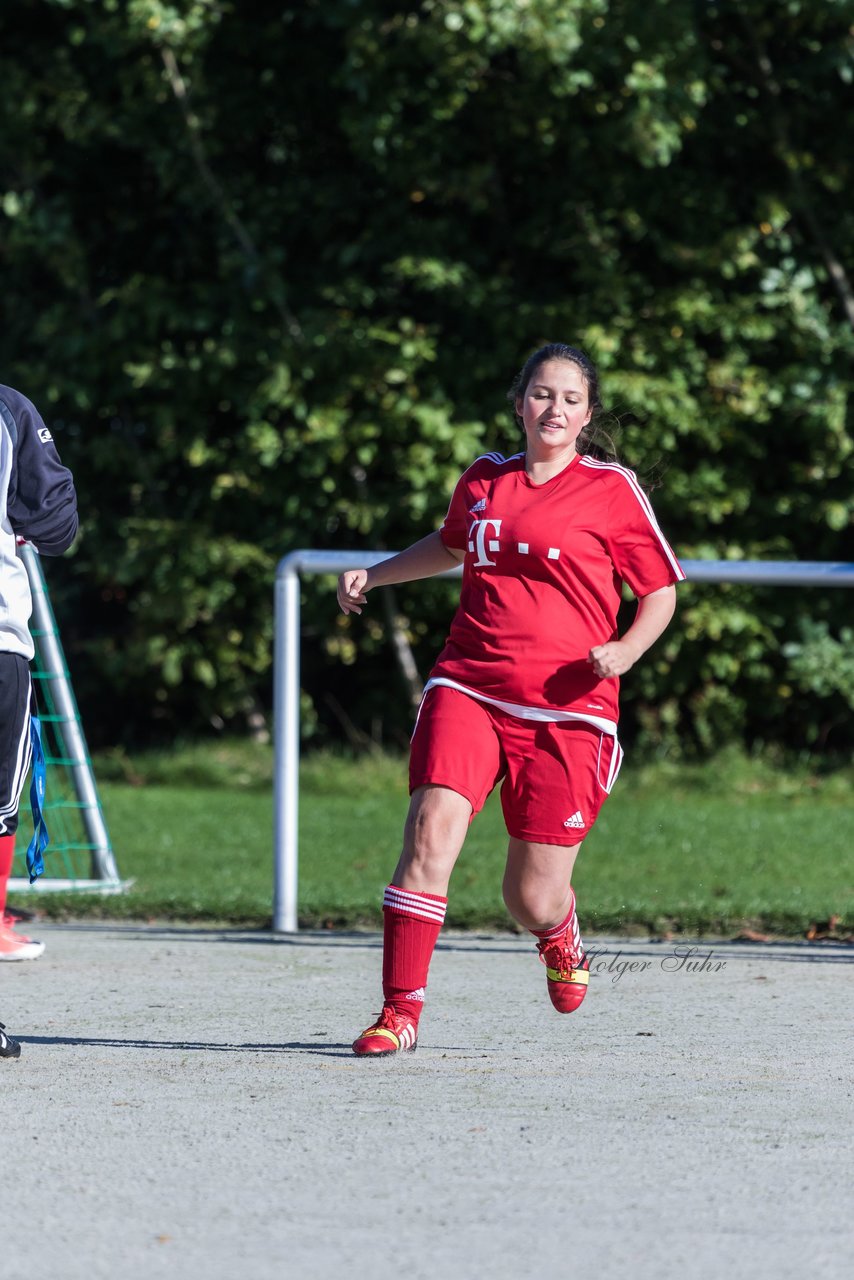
left=0, top=384, right=78, bottom=1060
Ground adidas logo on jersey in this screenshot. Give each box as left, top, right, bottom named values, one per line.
left=468, top=498, right=487, bottom=515
left=563, top=811, right=585, bottom=829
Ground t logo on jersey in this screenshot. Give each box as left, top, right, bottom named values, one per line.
left=468, top=518, right=502, bottom=567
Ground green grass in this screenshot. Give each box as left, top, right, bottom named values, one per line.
left=10, top=741, right=854, bottom=937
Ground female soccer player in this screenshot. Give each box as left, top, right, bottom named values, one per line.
left=337, top=343, right=683, bottom=1055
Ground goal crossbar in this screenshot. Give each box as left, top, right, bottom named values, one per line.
left=274, top=553, right=854, bottom=932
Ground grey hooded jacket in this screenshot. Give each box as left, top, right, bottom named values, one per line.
left=0, top=385, right=78, bottom=660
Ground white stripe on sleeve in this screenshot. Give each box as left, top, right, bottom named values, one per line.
left=579, top=457, right=685, bottom=581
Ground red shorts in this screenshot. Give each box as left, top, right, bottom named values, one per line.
left=409, top=685, right=623, bottom=847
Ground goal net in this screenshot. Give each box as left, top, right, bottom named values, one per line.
left=7, top=544, right=123, bottom=894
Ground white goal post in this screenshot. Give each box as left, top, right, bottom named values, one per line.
left=273, top=553, right=854, bottom=933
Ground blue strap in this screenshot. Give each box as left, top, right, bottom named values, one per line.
left=26, top=715, right=49, bottom=883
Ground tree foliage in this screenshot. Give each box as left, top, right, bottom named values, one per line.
left=0, top=0, right=851, bottom=753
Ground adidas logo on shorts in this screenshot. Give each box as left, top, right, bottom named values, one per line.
left=563, top=811, right=585, bottom=830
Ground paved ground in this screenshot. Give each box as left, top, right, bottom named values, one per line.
left=1, top=922, right=852, bottom=1280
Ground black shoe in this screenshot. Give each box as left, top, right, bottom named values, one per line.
left=0, top=1022, right=21, bottom=1059
left=3, top=905, right=36, bottom=925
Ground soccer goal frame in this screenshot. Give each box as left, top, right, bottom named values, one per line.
left=273, top=553, right=854, bottom=933
left=7, top=543, right=123, bottom=894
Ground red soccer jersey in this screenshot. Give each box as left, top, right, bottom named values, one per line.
left=430, top=450, right=685, bottom=727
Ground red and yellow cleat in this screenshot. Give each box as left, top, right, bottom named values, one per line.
left=537, top=936, right=590, bottom=1013
left=352, top=1005, right=418, bottom=1056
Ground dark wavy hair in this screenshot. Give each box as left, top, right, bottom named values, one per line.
left=508, top=343, right=620, bottom=463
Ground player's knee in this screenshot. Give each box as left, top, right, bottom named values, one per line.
left=406, top=788, right=466, bottom=849
left=501, top=875, right=536, bottom=924
left=398, top=804, right=458, bottom=881
left=502, top=878, right=568, bottom=931
left=403, top=813, right=451, bottom=868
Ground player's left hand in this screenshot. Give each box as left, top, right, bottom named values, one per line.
left=587, top=641, right=637, bottom=679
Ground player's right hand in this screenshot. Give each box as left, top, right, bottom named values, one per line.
left=337, top=569, right=370, bottom=615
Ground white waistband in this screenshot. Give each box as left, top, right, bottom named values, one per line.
left=423, top=677, right=619, bottom=736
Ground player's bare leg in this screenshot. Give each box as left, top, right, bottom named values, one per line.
left=503, top=838, right=589, bottom=1013
left=353, top=785, right=471, bottom=1056
left=393, top=784, right=472, bottom=895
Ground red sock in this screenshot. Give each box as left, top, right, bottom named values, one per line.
left=531, top=889, right=582, bottom=956
left=0, top=834, right=15, bottom=918
left=382, top=884, right=448, bottom=1024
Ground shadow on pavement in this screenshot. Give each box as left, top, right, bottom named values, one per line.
left=22, top=922, right=854, bottom=964
left=17, top=1035, right=354, bottom=1056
